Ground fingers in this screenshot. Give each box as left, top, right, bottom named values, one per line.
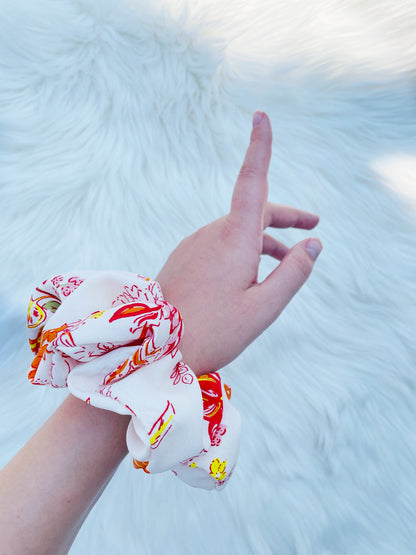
left=229, top=111, right=272, bottom=235
left=264, top=203, right=319, bottom=230
left=250, top=237, right=323, bottom=326
left=262, top=233, right=289, bottom=260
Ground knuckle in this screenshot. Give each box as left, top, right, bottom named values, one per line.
left=290, top=251, right=312, bottom=281
left=221, top=215, right=241, bottom=244
left=238, top=164, right=259, bottom=180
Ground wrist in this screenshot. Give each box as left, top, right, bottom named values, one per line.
left=65, top=394, right=130, bottom=460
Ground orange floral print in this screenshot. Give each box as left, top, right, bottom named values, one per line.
left=224, top=383, right=232, bottom=400
left=133, top=459, right=150, bottom=474
left=28, top=323, right=75, bottom=383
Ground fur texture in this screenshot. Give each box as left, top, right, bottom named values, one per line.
left=1, top=0, right=416, bottom=553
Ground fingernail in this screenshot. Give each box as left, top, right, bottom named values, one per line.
left=305, top=238, right=322, bottom=261
left=253, top=110, right=263, bottom=129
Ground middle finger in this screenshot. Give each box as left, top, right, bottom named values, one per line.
left=263, top=202, right=320, bottom=230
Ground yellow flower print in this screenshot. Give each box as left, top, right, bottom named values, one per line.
left=88, top=310, right=105, bottom=319
left=210, top=458, right=227, bottom=481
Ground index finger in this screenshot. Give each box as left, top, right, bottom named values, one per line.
left=229, top=111, right=273, bottom=236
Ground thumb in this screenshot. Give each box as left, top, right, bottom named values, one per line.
left=254, top=237, right=322, bottom=323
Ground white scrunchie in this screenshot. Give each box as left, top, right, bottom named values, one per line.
left=27, top=271, right=241, bottom=490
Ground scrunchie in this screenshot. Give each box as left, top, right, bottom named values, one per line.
left=27, top=271, right=241, bottom=490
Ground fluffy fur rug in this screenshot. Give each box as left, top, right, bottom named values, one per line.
left=1, top=0, right=416, bottom=553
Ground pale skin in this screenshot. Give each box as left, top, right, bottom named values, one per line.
left=0, top=111, right=322, bottom=554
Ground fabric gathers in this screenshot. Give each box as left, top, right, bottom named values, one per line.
left=26, top=271, right=241, bottom=490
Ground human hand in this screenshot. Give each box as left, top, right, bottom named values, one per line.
left=156, top=111, right=322, bottom=376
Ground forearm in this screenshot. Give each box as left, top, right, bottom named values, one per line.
left=0, top=394, right=130, bottom=555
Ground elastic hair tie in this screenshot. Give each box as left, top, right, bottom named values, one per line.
left=27, top=270, right=241, bottom=490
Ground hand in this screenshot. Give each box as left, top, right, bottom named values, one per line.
left=156, top=111, right=322, bottom=376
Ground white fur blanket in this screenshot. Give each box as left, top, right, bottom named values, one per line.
left=1, top=1, right=416, bottom=553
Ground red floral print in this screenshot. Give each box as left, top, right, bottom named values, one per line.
left=198, top=373, right=226, bottom=447
left=170, top=361, right=194, bottom=385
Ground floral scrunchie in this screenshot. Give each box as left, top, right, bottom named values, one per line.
left=26, top=271, right=241, bottom=490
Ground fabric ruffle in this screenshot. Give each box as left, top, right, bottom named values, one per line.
left=27, top=271, right=241, bottom=490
